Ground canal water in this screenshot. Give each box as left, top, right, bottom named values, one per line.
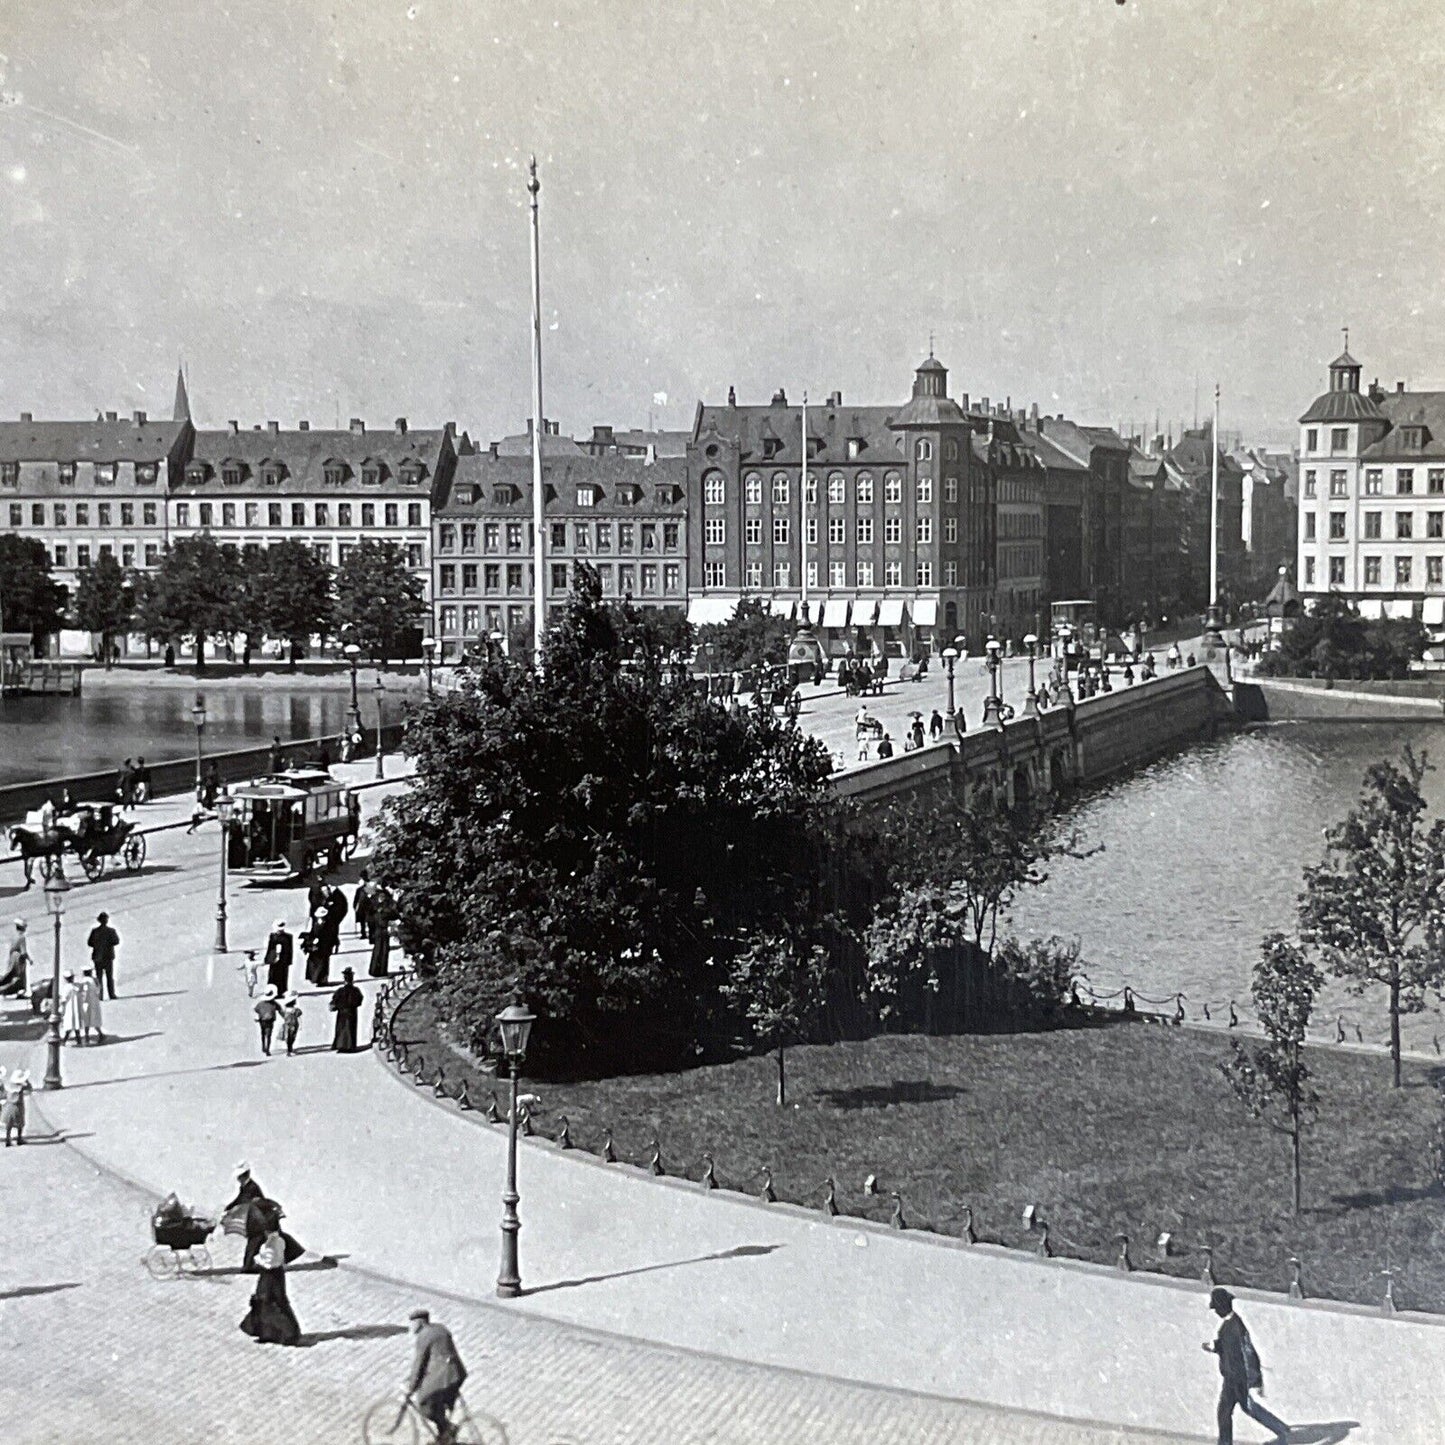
left=1007, top=720, right=1445, bottom=1054
left=0, top=685, right=361, bottom=784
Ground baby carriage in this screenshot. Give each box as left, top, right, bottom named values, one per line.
left=145, top=1192, right=215, bottom=1279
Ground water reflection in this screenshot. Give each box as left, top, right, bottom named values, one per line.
left=1007, top=721, right=1445, bottom=1053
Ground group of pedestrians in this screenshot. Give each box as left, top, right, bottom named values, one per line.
left=115, top=758, right=152, bottom=810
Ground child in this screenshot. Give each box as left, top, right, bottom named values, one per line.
left=280, top=992, right=302, bottom=1056
left=2, top=1067, right=32, bottom=1146
left=254, top=985, right=279, bottom=1057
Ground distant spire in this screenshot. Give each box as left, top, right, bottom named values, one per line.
left=928, top=330, right=935, bottom=359
left=1343, top=324, right=1349, bottom=353
left=173, top=364, right=191, bottom=424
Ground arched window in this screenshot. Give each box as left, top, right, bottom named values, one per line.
left=772, top=471, right=790, bottom=505
left=703, top=470, right=726, bottom=506
left=916, top=439, right=934, bottom=461
left=827, top=472, right=846, bottom=504
left=944, top=439, right=958, bottom=461
left=744, top=471, right=763, bottom=504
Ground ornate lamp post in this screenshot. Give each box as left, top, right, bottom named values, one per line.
left=495, top=998, right=537, bottom=1299
left=420, top=637, right=437, bottom=698
left=373, top=679, right=386, bottom=781
left=941, top=644, right=959, bottom=723
left=191, top=694, right=206, bottom=794
left=214, top=791, right=233, bottom=953
left=343, top=642, right=362, bottom=740
left=43, top=866, right=68, bottom=1090
left=982, top=636, right=1005, bottom=727
left=1023, top=633, right=1040, bottom=716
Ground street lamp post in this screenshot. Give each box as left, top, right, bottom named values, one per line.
left=43, top=866, right=68, bottom=1090
left=344, top=642, right=362, bottom=740
left=421, top=637, right=437, bottom=698
left=373, top=680, right=386, bottom=781
left=983, top=637, right=1005, bottom=727
left=191, top=694, right=206, bottom=794
left=941, top=645, right=959, bottom=723
left=1023, top=633, right=1039, bottom=716
left=495, top=998, right=537, bottom=1299
left=214, top=791, right=233, bottom=953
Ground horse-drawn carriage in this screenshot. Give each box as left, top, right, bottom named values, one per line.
left=752, top=667, right=802, bottom=719
left=7, top=802, right=146, bottom=885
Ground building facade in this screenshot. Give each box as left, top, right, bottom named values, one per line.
left=687, top=357, right=998, bottom=656
left=433, top=451, right=687, bottom=659
left=1298, top=347, right=1445, bottom=622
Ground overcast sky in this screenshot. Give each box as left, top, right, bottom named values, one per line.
left=1, top=0, right=1441, bottom=446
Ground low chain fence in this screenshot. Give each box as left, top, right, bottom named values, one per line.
left=372, top=977, right=1432, bottom=1319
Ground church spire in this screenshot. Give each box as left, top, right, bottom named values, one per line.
left=173, top=364, right=191, bottom=423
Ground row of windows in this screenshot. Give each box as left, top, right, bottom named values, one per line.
left=10, top=501, right=161, bottom=528
left=1304, top=510, right=1445, bottom=542
left=702, top=560, right=951, bottom=590
left=175, top=500, right=422, bottom=529
left=438, top=603, right=527, bottom=637
left=43, top=538, right=427, bottom=572
left=708, top=515, right=941, bottom=547
left=1303, top=467, right=1445, bottom=498
left=551, top=521, right=678, bottom=552
left=1303, top=555, right=1445, bottom=587
left=1303, top=427, right=1351, bottom=456
left=440, top=560, right=683, bottom=596
left=703, top=471, right=954, bottom=507
left=0, top=461, right=159, bottom=487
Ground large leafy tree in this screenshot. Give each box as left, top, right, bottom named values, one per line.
left=696, top=595, right=792, bottom=673
left=369, top=567, right=846, bottom=1074
left=74, top=552, right=134, bottom=666
left=257, top=540, right=334, bottom=668
left=1298, top=747, right=1445, bottom=1088
left=335, top=540, right=423, bottom=664
left=1259, top=594, right=1425, bottom=681
left=1222, top=932, right=1323, bottom=1215
left=0, top=534, right=68, bottom=645
left=148, top=534, right=243, bottom=672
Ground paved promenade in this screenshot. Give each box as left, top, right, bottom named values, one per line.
left=1, top=757, right=1434, bottom=1443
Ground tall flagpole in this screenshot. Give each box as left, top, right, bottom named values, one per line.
left=800, top=391, right=809, bottom=621
left=529, top=157, right=546, bottom=668
left=1209, top=382, right=1220, bottom=609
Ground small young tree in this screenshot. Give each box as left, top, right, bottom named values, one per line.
left=720, top=931, right=833, bottom=1106
left=259, top=539, right=334, bottom=668
left=1222, top=932, right=1322, bottom=1215
left=335, top=540, right=423, bottom=664
left=1298, top=747, right=1445, bottom=1088
left=74, top=552, right=133, bottom=665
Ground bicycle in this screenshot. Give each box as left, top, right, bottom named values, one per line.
left=361, top=1388, right=506, bottom=1445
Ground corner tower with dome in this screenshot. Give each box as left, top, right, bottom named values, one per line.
left=1298, top=343, right=1445, bottom=626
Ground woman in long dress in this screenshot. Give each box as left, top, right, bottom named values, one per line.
left=60, top=972, right=83, bottom=1044
left=238, top=1206, right=301, bottom=1346
left=329, top=968, right=364, bottom=1052
left=367, top=890, right=391, bottom=978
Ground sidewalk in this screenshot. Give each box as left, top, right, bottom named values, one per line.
left=12, top=800, right=1437, bottom=1443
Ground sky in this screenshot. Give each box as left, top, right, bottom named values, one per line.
left=0, top=0, right=1442, bottom=447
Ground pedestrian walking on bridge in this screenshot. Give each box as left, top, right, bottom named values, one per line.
left=1203, top=1287, right=1289, bottom=1444
left=87, top=912, right=119, bottom=1000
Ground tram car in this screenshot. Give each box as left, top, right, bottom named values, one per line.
left=225, top=769, right=360, bottom=881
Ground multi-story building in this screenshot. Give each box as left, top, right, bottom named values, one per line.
left=1297, top=346, right=1445, bottom=622
left=168, top=416, right=458, bottom=625
left=0, top=371, right=193, bottom=604
left=432, top=451, right=687, bottom=659
left=977, top=407, right=1045, bottom=640
left=687, top=356, right=997, bottom=656
left=1164, top=427, right=1246, bottom=608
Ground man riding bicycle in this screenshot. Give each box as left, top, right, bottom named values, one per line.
left=400, top=1308, right=468, bottom=1443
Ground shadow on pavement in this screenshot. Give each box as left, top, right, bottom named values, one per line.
left=61, top=1055, right=270, bottom=1091
left=297, top=1322, right=408, bottom=1347
left=1287, top=1424, right=1359, bottom=1444
left=84, top=1031, right=165, bottom=1048
left=12, top=1131, right=94, bottom=1146
left=207, top=1255, right=347, bottom=1279
left=0, top=1282, right=83, bottom=1300
left=114, top=991, right=186, bottom=1002
left=524, top=1243, right=782, bottom=1297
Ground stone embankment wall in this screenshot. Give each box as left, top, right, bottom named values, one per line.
left=832, top=667, right=1234, bottom=812
left=1236, top=676, right=1445, bottom=723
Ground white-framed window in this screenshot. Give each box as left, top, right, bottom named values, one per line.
left=1328, top=556, right=1345, bottom=585
left=705, top=517, right=726, bottom=545
left=704, top=473, right=725, bottom=505
left=1396, top=556, right=1413, bottom=586
left=1364, top=556, right=1381, bottom=585
left=1430, top=469, right=1445, bottom=495
left=944, top=561, right=958, bottom=585
left=884, top=561, right=902, bottom=587
left=704, top=561, right=726, bottom=587
left=805, top=472, right=818, bottom=504
left=772, top=472, right=789, bottom=505
left=1365, top=470, right=1382, bottom=495
left=576, top=487, right=595, bottom=508
left=1399, top=468, right=1416, bottom=494
left=829, top=516, right=845, bottom=544
left=884, top=516, right=902, bottom=544
left=1304, top=556, right=1316, bottom=585
left=1303, top=470, right=1316, bottom=498
left=856, top=516, right=874, bottom=544
left=917, top=475, right=932, bottom=503
left=916, top=561, right=933, bottom=586
left=944, top=439, right=958, bottom=461
left=773, top=517, right=790, bottom=545
left=1430, top=556, right=1444, bottom=587
left=745, top=472, right=763, bottom=504
left=1396, top=512, right=1414, bottom=540
left=828, top=560, right=846, bottom=587
left=884, top=472, right=902, bottom=503
left=1329, top=471, right=1347, bottom=497
left=806, top=561, right=818, bottom=588
left=856, top=472, right=874, bottom=504
left=773, top=561, right=791, bottom=587
left=1329, top=511, right=1346, bottom=540
left=857, top=561, right=874, bottom=587
left=944, top=517, right=958, bottom=543
left=916, top=517, right=933, bottom=543
left=944, top=476, right=958, bottom=502
left=805, top=517, right=818, bottom=545
left=828, top=473, right=846, bottom=504
left=745, top=517, right=763, bottom=545
left=1330, top=427, right=1348, bottom=454
left=916, top=439, right=933, bottom=461
left=745, top=561, right=763, bottom=587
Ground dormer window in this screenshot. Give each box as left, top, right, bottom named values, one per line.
left=400, top=459, right=425, bottom=486
left=576, top=485, right=598, bottom=508
left=762, top=436, right=783, bottom=460
left=95, top=462, right=117, bottom=486
left=847, top=438, right=863, bottom=460
left=261, top=460, right=286, bottom=486
left=1402, top=425, right=1427, bottom=450
left=618, top=483, right=642, bottom=506
left=135, top=462, right=157, bottom=484
left=323, top=460, right=347, bottom=487
left=57, top=461, right=75, bottom=485
left=184, top=461, right=207, bottom=485
left=0, top=463, right=18, bottom=488
left=221, top=458, right=245, bottom=486
left=361, top=459, right=384, bottom=486
left=492, top=484, right=521, bottom=505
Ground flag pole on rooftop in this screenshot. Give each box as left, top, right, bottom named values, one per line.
left=528, top=156, right=546, bottom=669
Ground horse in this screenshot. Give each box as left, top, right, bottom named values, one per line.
left=6, top=825, right=62, bottom=889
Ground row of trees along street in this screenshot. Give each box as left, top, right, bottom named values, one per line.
left=0, top=532, right=425, bottom=669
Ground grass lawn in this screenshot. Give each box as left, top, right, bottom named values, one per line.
left=395, top=990, right=1445, bottom=1314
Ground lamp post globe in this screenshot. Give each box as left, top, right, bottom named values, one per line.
left=421, top=637, right=437, bottom=697
left=214, top=791, right=233, bottom=953
left=373, top=679, right=386, bottom=780
left=191, top=693, right=206, bottom=793
left=983, top=636, right=1005, bottom=728
left=941, top=646, right=959, bottom=721
left=42, top=866, right=69, bottom=1090
left=496, top=999, right=537, bottom=1298
left=1023, top=632, right=1040, bottom=715
left=343, top=641, right=363, bottom=736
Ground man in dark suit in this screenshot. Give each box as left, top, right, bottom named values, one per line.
left=1204, top=1287, right=1289, bottom=1444
left=225, top=1163, right=266, bottom=1272
left=263, top=920, right=293, bottom=995
left=87, top=912, right=120, bottom=1000
left=403, top=1308, right=468, bottom=1442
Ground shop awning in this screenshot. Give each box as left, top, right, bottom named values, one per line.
left=1356, top=599, right=1384, bottom=620
left=772, top=598, right=797, bottom=620
left=877, top=599, right=905, bottom=628
left=1424, top=598, right=1445, bottom=627
left=687, top=595, right=740, bottom=625
left=852, top=598, right=878, bottom=626
left=912, top=598, right=939, bottom=626
left=1385, top=599, right=1417, bottom=620
left=821, top=598, right=850, bottom=629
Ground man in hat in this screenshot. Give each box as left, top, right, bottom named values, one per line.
left=225, top=1163, right=267, bottom=1272
left=0, top=920, right=28, bottom=997
left=1203, top=1286, right=1289, bottom=1444
left=263, top=920, right=293, bottom=995
left=87, top=911, right=120, bottom=1000
left=254, top=985, right=280, bottom=1056
left=401, top=1308, right=467, bottom=1443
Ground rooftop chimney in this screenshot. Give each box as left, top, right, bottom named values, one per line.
left=298, top=420, right=310, bottom=431
left=105, top=410, right=118, bottom=422
left=489, top=441, right=500, bottom=459
left=770, top=388, right=788, bottom=408
left=395, top=417, right=407, bottom=434
left=133, top=409, right=147, bottom=424
left=19, top=411, right=31, bottom=422
left=981, top=397, right=990, bottom=414
left=267, top=420, right=279, bottom=433
left=547, top=419, right=560, bottom=436
left=827, top=390, right=843, bottom=408
left=349, top=418, right=365, bottom=433
left=526, top=418, right=534, bottom=436
left=228, top=420, right=239, bottom=433
left=1030, top=402, right=1039, bottom=426
left=960, top=392, right=970, bottom=412
left=727, top=386, right=737, bottom=407
left=1397, top=381, right=1406, bottom=393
